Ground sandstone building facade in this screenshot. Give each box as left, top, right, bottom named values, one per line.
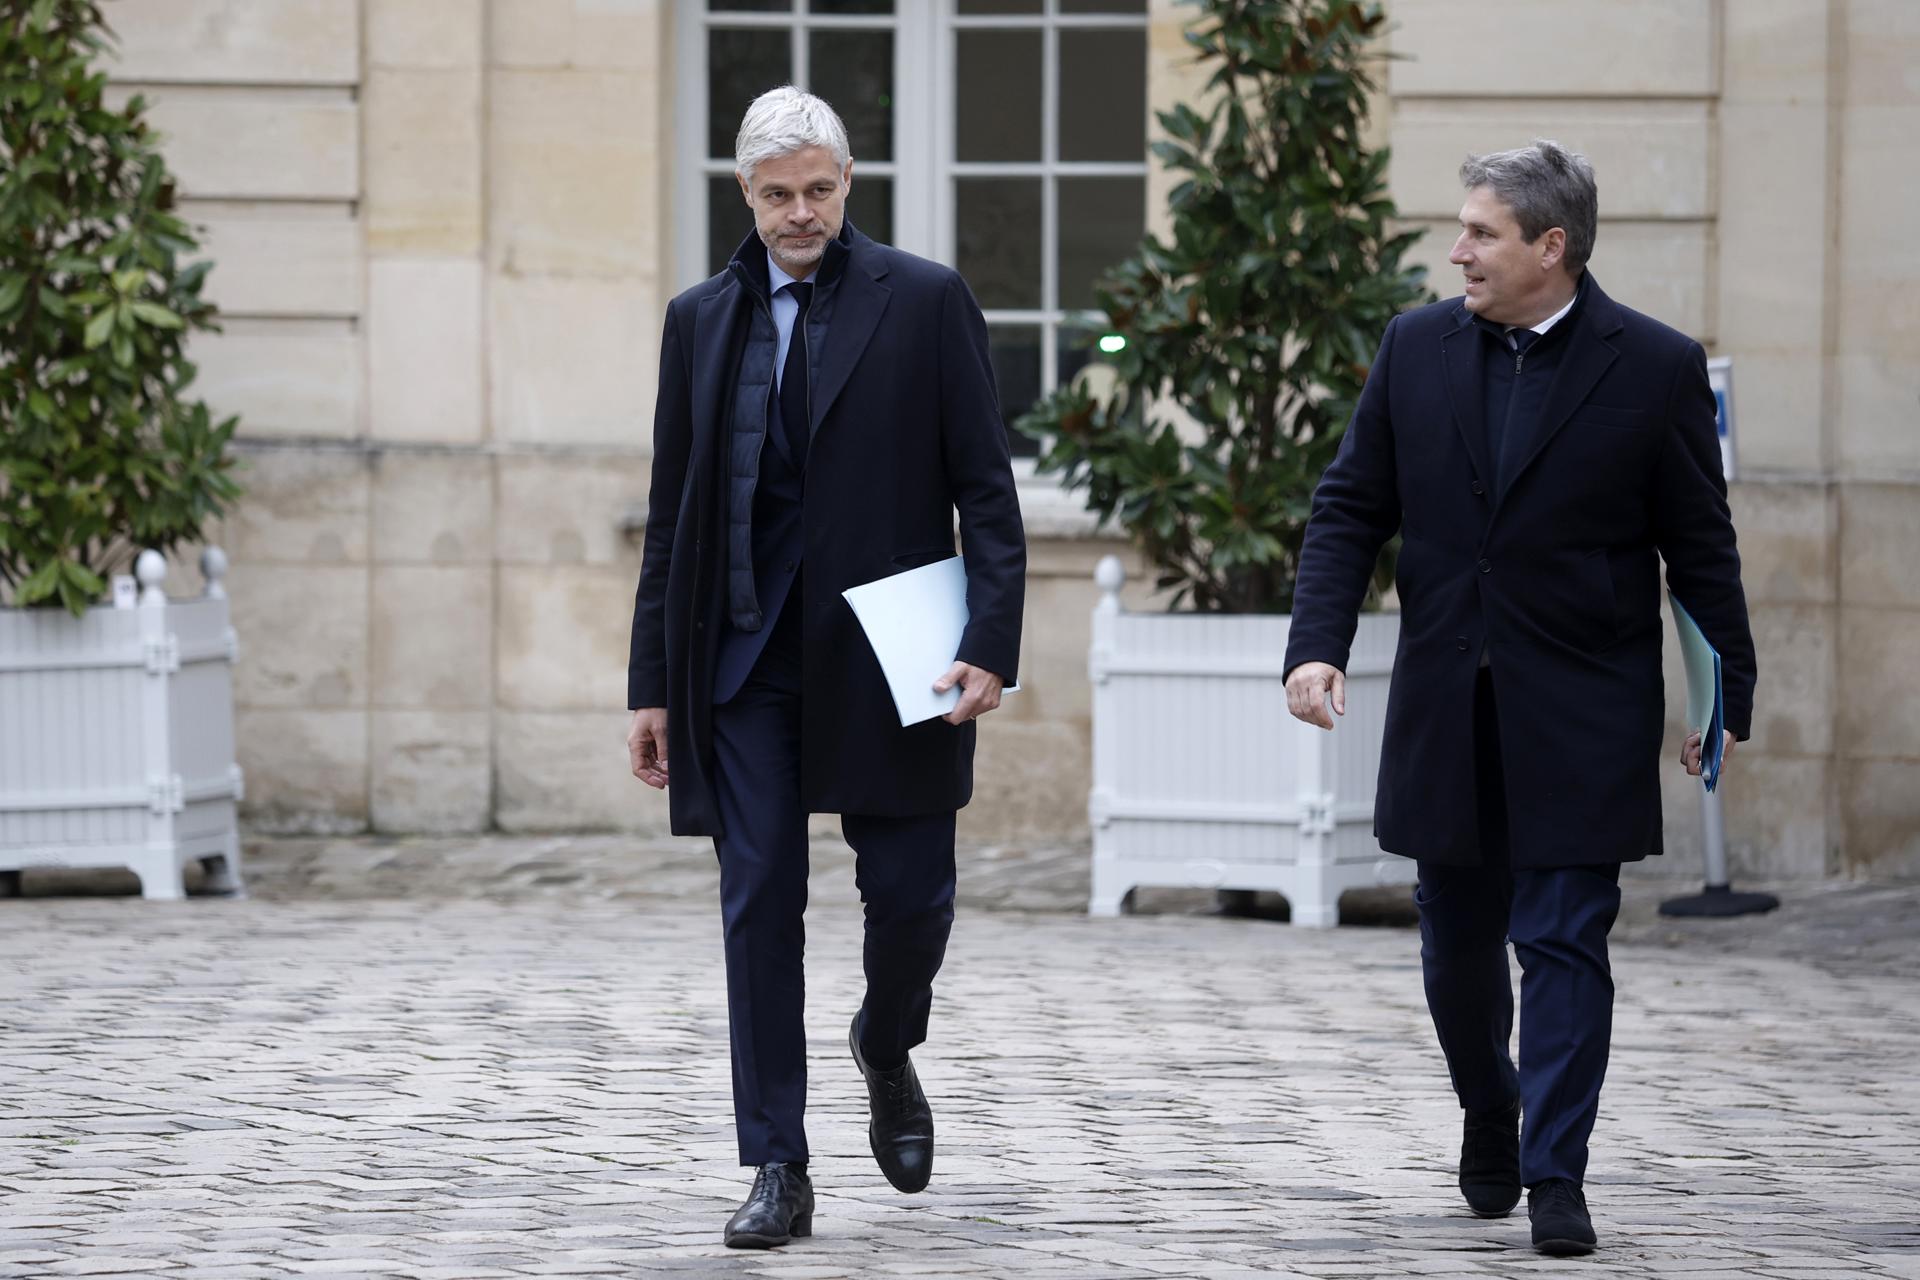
left=106, top=1, right=1919, bottom=879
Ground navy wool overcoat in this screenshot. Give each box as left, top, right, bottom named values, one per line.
left=1283, top=276, right=1756, bottom=868
left=628, top=226, right=1027, bottom=837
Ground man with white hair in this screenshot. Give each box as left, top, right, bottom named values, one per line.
left=625, top=86, right=1025, bottom=1248
left=1284, top=141, right=1755, bottom=1256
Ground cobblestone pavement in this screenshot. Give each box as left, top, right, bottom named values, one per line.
left=2, top=835, right=1917, bottom=1278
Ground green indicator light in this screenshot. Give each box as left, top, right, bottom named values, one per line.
left=1097, top=334, right=1127, bottom=354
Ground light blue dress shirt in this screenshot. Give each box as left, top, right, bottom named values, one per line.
left=766, top=252, right=815, bottom=393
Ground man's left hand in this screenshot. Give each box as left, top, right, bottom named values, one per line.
left=1681, top=729, right=1737, bottom=777
left=934, top=662, right=1005, bottom=725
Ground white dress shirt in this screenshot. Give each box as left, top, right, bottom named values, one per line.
left=1506, top=289, right=1578, bottom=343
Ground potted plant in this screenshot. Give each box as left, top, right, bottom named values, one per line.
left=0, top=0, right=245, bottom=899
left=1018, top=0, right=1430, bottom=925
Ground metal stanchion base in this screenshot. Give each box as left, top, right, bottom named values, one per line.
left=1659, top=883, right=1781, bottom=918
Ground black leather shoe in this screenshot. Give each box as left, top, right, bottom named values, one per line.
left=850, top=1016, right=934, bottom=1193
left=1459, top=1099, right=1521, bottom=1217
left=1528, top=1177, right=1597, bottom=1256
left=723, top=1163, right=813, bottom=1249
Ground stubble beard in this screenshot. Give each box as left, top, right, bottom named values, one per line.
left=761, top=223, right=832, bottom=276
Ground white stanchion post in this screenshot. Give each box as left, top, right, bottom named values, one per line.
left=1660, top=775, right=1779, bottom=918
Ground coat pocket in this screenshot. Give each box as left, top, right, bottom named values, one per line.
left=1571, top=404, right=1648, bottom=431
left=1530, top=548, right=1621, bottom=654
left=891, top=545, right=956, bottom=571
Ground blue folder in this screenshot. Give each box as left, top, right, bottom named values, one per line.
left=1669, top=593, right=1725, bottom=792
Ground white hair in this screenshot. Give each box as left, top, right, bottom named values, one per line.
left=734, top=85, right=851, bottom=185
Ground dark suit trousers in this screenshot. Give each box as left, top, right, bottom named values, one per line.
left=709, top=590, right=958, bottom=1167
left=1416, top=670, right=1623, bottom=1186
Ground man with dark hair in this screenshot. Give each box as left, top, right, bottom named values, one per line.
left=1283, top=140, right=1755, bottom=1257
left=626, top=85, right=1025, bottom=1248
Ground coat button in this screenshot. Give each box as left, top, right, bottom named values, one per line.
left=1471, top=480, right=1485, bottom=496
left=1478, top=558, right=1492, bottom=574
left=1456, top=636, right=1469, bottom=651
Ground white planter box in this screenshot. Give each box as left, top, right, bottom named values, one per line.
left=1088, top=556, right=1412, bottom=926
left=0, top=550, right=245, bottom=900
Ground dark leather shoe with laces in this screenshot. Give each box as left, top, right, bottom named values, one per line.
left=1528, top=1177, right=1597, bottom=1256
left=723, top=1162, right=814, bottom=1249
left=850, top=1016, right=934, bottom=1193
left=1459, top=1099, right=1522, bottom=1217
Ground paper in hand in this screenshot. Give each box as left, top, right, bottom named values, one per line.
left=842, top=556, right=1016, bottom=727
left=1669, top=592, right=1726, bottom=792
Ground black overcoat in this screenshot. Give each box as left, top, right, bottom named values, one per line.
left=1283, top=277, right=1756, bottom=868
left=628, top=227, right=1027, bottom=837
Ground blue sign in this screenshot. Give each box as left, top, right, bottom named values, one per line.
left=1706, top=357, right=1735, bottom=481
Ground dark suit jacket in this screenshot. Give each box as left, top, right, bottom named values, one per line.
left=1283, top=275, right=1756, bottom=868
left=628, top=226, right=1027, bottom=837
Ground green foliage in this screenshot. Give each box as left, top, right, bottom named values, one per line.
left=1018, top=0, right=1429, bottom=613
left=0, top=0, right=239, bottom=614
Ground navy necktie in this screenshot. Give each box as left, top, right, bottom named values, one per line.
left=1492, top=327, right=1542, bottom=493
left=778, top=282, right=814, bottom=470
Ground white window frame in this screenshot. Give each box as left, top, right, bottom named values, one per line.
left=675, top=0, right=1151, bottom=536
left=936, top=3, right=1150, bottom=412
left=936, top=2, right=1148, bottom=535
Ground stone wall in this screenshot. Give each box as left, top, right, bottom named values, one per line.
left=111, top=1, right=674, bottom=837
left=107, top=1, right=1918, bottom=879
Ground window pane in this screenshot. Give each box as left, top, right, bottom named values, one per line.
left=1059, top=29, right=1146, bottom=162
left=709, top=174, right=751, bottom=278
left=811, top=0, right=893, bottom=11
left=1058, top=0, right=1146, bottom=11
left=811, top=29, right=893, bottom=161
left=709, top=0, right=789, bottom=9
left=987, top=324, right=1042, bottom=457
left=1057, top=177, right=1143, bottom=311
left=957, top=0, right=1041, bottom=12
left=956, top=30, right=1041, bottom=163
left=709, top=28, right=791, bottom=159
left=956, top=178, right=1042, bottom=310
left=850, top=175, right=893, bottom=248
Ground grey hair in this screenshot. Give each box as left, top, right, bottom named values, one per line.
left=1459, top=139, right=1599, bottom=273
left=734, top=85, right=851, bottom=185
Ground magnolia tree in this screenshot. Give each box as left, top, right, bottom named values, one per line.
left=0, top=0, right=238, bottom=614
left=1019, top=0, right=1428, bottom=613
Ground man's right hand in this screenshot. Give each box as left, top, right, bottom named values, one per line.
left=628, top=707, right=669, bottom=789
left=1284, top=662, right=1346, bottom=730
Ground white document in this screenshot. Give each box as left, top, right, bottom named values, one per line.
left=842, top=556, right=1015, bottom=727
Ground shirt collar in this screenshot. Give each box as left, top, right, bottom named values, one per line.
left=766, top=251, right=810, bottom=294
left=1475, top=274, right=1586, bottom=348
left=1519, top=288, right=1579, bottom=337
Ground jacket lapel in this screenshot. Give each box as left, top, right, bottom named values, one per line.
left=1439, top=304, right=1492, bottom=487
left=1496, top=278, right=1623, bottom=508
left=690, top=281, right=748, bottom=473
left=809, top=240, right=891, bottom=438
